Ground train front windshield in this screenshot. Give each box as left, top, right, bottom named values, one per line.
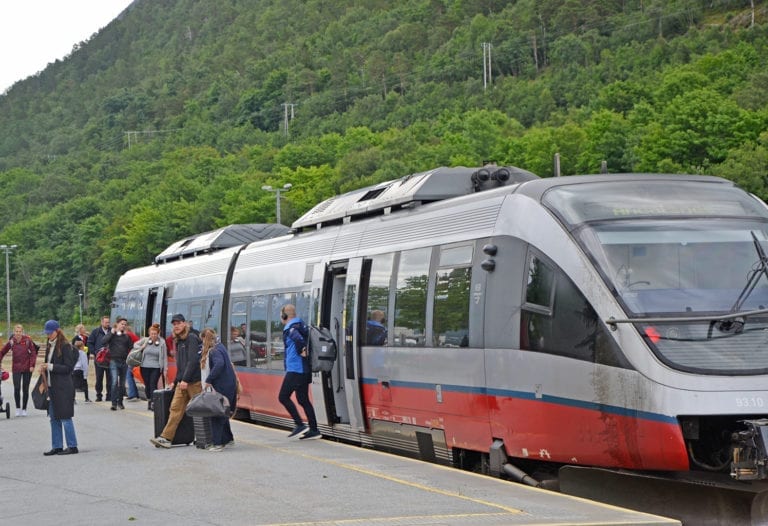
left=543, top=179, right=768, bottom=374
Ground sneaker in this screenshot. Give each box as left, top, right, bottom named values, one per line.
left=127, top=397, right=139, bottom=402
left=207, top=444, right=224, bottom=452
left=95, top=396, right=102, bottom=402
left=118, top=404, right=125, bottom=410
left=300, top=429, right=322, bottom=440
left=150, top=437, right=172, bottom=449
left=224, top=440, right=235, bottom=448
left=21, top=410, right=27, bottom=416
left=15, top=408, right=20, bottom=417
left=287, top=424, right=309, bottom=439
left=110, top=405, right=117, bottom=411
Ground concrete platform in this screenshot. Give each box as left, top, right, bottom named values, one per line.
left=0, top=389, right=679, bottom=525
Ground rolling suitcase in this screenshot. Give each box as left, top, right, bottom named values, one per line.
left=193, top=417, right=213, bottom=449
left=152, top=388, right=194, bottom=445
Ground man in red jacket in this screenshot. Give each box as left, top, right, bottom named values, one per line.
left=0, top=324, right=39, bottom=416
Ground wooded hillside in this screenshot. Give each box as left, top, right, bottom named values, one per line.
left=0, top=0, right=766, bottom=323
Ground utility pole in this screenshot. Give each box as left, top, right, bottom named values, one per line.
left=0, top=244, right=16, bottom=337
left=281, top=103, right=296, bottom=137
left=482, top=42, right=493, bottom=90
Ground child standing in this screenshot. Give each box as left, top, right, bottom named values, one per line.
left=72, top=341, right=90, bottom=402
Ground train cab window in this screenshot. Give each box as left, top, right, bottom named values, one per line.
left=521, top=250, right=629, bottom=367
left=433, top=244, right=473, bottom=348
left=364, top=253, right=394, bottom=346
left=525, top=255, right=555, bottom=312
left=249, top=296, right=268, bottom=368
left=393, top=248, right=431, bottom=347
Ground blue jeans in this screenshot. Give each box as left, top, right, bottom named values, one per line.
left=110, top=360, right=128, bottom=406
left=126, top=367, right=139, bottom=398
left=49, top=404, right=77, bottom=449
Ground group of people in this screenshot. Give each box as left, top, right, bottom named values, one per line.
left=0, top=302, right=323, bottom=455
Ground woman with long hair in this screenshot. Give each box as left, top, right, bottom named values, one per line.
left=200, top=328, right=237, bottom=452
left=137, top=323, right=168, bottom=410
left=40, top=320, right=79, bottom=455
left=0, top=324, right=38, bottom=416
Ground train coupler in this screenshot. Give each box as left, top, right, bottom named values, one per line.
left=731, top=418, right=768, bottom=480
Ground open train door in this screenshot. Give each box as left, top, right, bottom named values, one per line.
left=311, top=258, right=366, bottom=434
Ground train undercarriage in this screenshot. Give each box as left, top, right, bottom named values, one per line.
left=465, top=416, right=768, bottom=525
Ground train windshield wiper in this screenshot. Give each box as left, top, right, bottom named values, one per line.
left=729, top=231, right=768, bottom=314
left=607, top=232, right=768, bottom=334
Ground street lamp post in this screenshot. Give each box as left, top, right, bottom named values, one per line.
left=261, top=183, right=293, bottom=225
left=0, top=244, right=17, bottom=337
left=78, top=293, right=83, bottom=325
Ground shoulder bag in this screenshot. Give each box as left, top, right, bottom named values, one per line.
left=185, top=386, right=231, bottom=418
left=126, top=347, right=143, bottom=367
left=95, top=346, right=111, bottom=368
left=31, top=374, right=49, bottom=410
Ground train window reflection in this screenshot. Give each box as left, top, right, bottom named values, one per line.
left=249, top=296, right=268, bottom=368
left=229, top=299, right=249, bottom=366
left=433, top=267, right=470, bottom=347
left=525, top=255, right=555, bottom=311
left=270, top=293, right=295, bottom=370
left=439, top=245, right=473, bottom=267
left=365, top=253, right=393, bottom=346
left=521, top=254, right=626, bottom=367
left=394, top=248, right=430, bottom=347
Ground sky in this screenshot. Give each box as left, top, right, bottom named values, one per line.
left=0, top=0, right=135, bottom=94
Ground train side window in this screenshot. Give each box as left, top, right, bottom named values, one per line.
left=525, top=254, right=555, bottom=313
left=203, top=298, right=219, bottom=333
left=249, top=296, right=268, bottom=368
left=229, top=299, right=249, bottom=367
left=393, top=247, right=431, bottom=347
left=433, top=267, right=471, bottom=347
left=296, top=290, right=311, bottom=323
left=270, top=293, right=295, bottom=370
left=189, top=303, right=203, bottom=335
left=364, top=253, right=394, bottom=346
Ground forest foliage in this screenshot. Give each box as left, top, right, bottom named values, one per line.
left=0, top=0, right=767, bottom=324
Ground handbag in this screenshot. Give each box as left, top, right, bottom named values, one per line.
left=126, top=347, right=143, bottom=367
left=95, top=347, right=111, bottom=368
left=31, top=374, right=49, bottom=410
left=185, top=387, right=231, bottom=418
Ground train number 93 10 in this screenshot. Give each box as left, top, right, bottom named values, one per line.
left=735, top=397, right=765, bottom=408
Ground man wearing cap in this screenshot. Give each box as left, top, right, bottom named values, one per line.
left=150, top=314, right=202, bottom=448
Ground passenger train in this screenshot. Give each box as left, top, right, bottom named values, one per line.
left=112, top=165, right=768, bottom=518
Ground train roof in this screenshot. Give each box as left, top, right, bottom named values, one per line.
left=154, top=223, right=291, bottom=264
left=514, top=173, right=733, bottom=201
left=292, top=165, right=537, bottom=231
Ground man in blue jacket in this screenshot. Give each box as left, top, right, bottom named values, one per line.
left=277, top=304, right=321, bottom=440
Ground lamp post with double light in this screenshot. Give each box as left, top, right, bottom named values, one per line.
left=0, top=244, right=17, bottom=337
left=261, top=183, right=292, bottom=225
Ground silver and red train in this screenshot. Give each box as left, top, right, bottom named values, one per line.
left=113, top=166, right=768, bottom=521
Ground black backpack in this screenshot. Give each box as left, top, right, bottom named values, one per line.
left=308, top=325, right=337, bottom=373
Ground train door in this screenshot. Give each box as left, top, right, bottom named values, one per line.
left=313, top=258, right=366, bottom=431
left=145, top=287, right=165, bottom=334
